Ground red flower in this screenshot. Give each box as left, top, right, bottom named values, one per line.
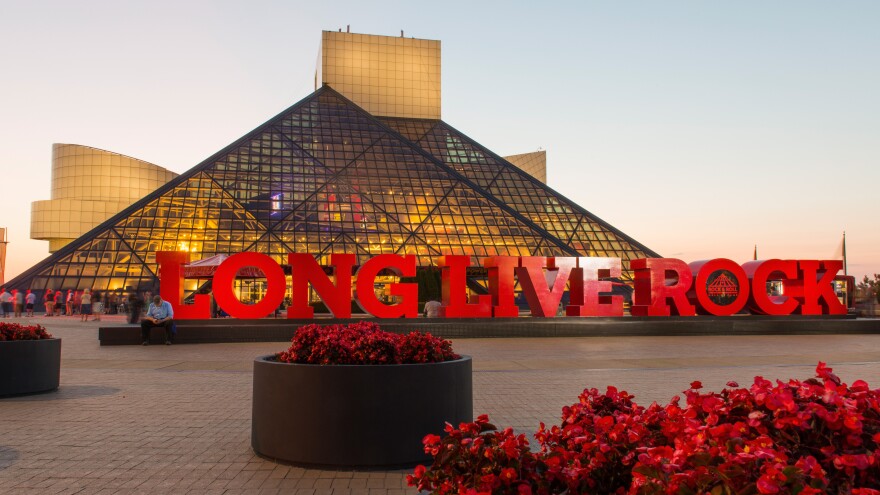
left=797, top=487, right=823, bottom=495
left=500, top=467, right=517, bottom=484
left=412, top=364, right=880, bottom=494
left=273, top=323, right=458, bottom=365
left=0, top=322, right=52, bottom=341
left=816, top=361, right=841, bottom=385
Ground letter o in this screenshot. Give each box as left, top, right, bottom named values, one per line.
left=691, top=259, right=749, bottom=316
left=213, top=252, right=286, bottom=319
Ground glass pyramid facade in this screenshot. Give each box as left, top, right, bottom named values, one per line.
left=8, top=86, right=659, bottom=294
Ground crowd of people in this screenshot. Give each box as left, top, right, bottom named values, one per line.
left=0, top=287, right=153, bottom=323
left=0, top=286, right=176, bottom=346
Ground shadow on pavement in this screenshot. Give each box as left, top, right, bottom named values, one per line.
left=0, top=385, right=120, bottom=402
left=0, top=446, right=19, bottom=471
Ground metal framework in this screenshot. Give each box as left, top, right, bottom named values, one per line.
left=7, top=86, right=658, bottom=294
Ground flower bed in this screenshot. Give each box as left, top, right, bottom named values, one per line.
left=273, top=320, right=459, bottom=365
left=0, top=322, right=52, bottom=341
left=409, top=363, right=880, bottom=494
left=0, top=322, right=60, bottom=397
left=252, top=322, right=472, bottom=468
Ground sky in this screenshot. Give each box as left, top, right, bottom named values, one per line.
left=1, top=0, right=878, bottom=282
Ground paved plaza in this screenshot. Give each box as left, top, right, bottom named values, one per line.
left=2, top=315, right=880, bottom=494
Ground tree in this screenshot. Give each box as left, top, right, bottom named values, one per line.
left=857, top=274, right=880, bottom=302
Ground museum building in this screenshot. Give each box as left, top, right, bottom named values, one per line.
left=7, top=31, right=658, bottom=300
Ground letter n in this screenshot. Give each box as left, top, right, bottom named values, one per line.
left=288, top=253, right=355, bottom=318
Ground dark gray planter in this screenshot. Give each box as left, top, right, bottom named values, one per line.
left=0, top=338, right=61, bottom=397
left=252, top=355, right=472, bottom=468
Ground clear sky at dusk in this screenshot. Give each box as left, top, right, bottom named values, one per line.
left=1, top=1, right=877, bottom=282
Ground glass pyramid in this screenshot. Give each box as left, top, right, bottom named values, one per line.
left=8, top=86, right=659, bottom=294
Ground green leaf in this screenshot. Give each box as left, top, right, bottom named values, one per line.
left=677, top=485, right=696, bottom=495
left=710, top=485, right=730, bottom=495
left=736, top=484, right=759, bottom=495
left=632, top=465, right=662, bottom=479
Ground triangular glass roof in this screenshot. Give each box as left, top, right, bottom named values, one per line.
left=380, top=117, right=659, bottom=266
left=8, top=86, right=658, bottom=293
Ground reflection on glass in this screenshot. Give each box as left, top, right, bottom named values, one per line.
left=12, top=88, right=655, bottom=295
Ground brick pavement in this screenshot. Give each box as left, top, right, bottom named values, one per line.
left=1, top=314, right=879, bottom=494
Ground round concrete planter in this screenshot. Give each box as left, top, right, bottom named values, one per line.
left=252, top=355, right=472, bottom=468
left=0, top=338, right=61, bottom=397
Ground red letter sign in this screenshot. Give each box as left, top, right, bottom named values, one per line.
left=212, top=252, right=286, bottom=319
left=795, top=260, right=847, bottom=315
left=516, top=257, right=576, bottom=317
left=157, top=251, right=210, bottom=320
left=483, top=256, right=519, bottom=317
left=567, top=257, right=623, bottom=317
left=355, top=254, right=418, bottom=318
left=743, top=260, right=798, bottom=316
left=631, top=258, right=696, bottom=316
left=689, top=259, right=749, bottom=316
left=288, top=253, right=355, bottom=318
left=439, top=255, right=491, bottom=318
left=742, top=259, right=798, bottom=316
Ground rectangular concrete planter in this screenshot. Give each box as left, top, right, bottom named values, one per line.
left=252, top=355, right=472, bottom=468
left=0, top=338, right=61, bottom=397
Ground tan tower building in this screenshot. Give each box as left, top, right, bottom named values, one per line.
left=316, top=30, right=545, bottom=181
left=316, top=30, right=441, bottom=119
left=31, top=144, right=178, bottom=253
left=503, top=151, right=547, bottom=183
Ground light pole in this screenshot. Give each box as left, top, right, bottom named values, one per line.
left=0, top=228, right=8, bottom=285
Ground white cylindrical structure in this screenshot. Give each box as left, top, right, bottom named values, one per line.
left=30, top=144, right=178, bottom=253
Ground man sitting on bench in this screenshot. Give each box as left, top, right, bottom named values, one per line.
left=141, top=295, right=174, bottom=345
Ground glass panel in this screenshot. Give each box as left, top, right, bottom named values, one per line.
left=8, top=87, right=655, bottom=291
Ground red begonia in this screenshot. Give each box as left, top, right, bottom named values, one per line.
left=0, top=322, right=52, bottom=341
left=274, top=321, right=459, bottom=365
left=410, top=363, right=880, bottom=494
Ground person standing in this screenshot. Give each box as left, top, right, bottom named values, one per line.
left=140, top=295, right=174, bottom=345
left=24, top=289, right=37, bottom=318
left=44, top=289, right=54, bottom=316
left=73, top=290, right=82, bottom=316
left=0, top=288, right=12, bottom=318
left=54, top=291, right=64, bottom=316
left=128, top=292, right=143, bottom=324
left=66, top=290, right=74, bottom=316
left=13, top=289, right=24, bottom=318
left=92, top=290, right=102, bottom=321
left=25, top=290, right=36, bottom=317
left=80, top=289, right=92, bottom=322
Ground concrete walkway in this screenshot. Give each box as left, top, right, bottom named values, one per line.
left=2, top=315, right=880, bottom=494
